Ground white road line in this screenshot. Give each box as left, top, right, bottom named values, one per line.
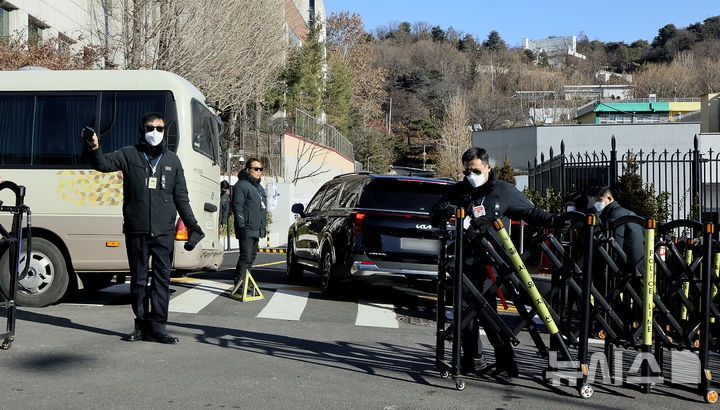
left=257, top=289, right=310, bottom=321
left=169, top=279, right=233, bottom=314
left=355, top=301, right=399, bottom=328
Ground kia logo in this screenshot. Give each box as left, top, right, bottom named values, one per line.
left=416, top=224, right=432, bottom=230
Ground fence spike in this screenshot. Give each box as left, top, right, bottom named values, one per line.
left=541, top=152, right=545, bottom=162
left=611, top=135, right=616, bottom=150
left=549, top=146, right=554, bottom=158
left=694, top=134, right=699, bottom=150
left=561, top=140, right=565, bottom=155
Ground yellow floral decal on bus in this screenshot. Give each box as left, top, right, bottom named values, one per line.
left=56, top=170, right=123, bottom=206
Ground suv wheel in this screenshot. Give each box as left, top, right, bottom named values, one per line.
left=286, top=241, right=303, bottom=282
left=320, top=249, right=337, bottom=296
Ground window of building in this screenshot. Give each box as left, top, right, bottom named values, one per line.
left=0, top=8, right=8, bottom=37
left=28, top=18, right=45, bottom=45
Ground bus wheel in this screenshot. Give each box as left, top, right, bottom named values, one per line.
left=0, top=238, right=69, bottom=307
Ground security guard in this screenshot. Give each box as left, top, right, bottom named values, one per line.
left=431, top=147, right=566, bottom=377
left=85, top=112, right=204, bottom=344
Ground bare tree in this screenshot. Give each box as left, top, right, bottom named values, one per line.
left=436, top=95, right=471, bottom=179
left=289, top=137, right=331, bottom=184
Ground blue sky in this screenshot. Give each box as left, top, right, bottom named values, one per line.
left=324, top=1, right=719, bottom=46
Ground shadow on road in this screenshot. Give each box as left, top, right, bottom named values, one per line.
left=172, top=321, right=436, bottom=386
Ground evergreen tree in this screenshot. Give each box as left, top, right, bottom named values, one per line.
left=284, top=21, right=324, bottom=116
left=616, top=156, right=654, bottom=217
left=494, top=146, right=516, bottom=185
left=482, top=30, right=506, bottom=51
left=325, top=51, right=353, bottom=135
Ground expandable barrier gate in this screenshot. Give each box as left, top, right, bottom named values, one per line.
left=0, top=181, right=31, bottom=351
left=435, top=207, right=719, bottom=403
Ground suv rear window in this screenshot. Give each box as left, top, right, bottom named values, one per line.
left=357, top=179, right=449, bottom=213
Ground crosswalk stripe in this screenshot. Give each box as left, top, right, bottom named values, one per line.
left=355, top=301, right=399, bottom=328
left=256, top=289, right=310, bottom=321
left=169, top=279, right=233, bottom=314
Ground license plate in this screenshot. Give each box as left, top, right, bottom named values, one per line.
left=400, top=238, right=440, bottom=252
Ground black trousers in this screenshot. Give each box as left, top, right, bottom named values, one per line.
left=461, top=270, right=515, bottom=365
left=125, top=233, right=174, bottom=334
left=234, top=235, right=259, bottom=284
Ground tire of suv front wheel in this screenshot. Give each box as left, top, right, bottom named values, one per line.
left=0, top=238, right=69, bottom=307
left=320, top=250, right=336, bottom=296
left=286, top=241, right=303, bottom=282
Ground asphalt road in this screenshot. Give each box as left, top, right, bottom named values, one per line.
left=0, top=251, right=714, bottom=409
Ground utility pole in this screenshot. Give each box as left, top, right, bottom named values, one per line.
left=388, top=97, right=392, bottom=135
left=423, top=136, right=427, bottom=171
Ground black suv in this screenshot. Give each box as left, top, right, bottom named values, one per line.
left=287, top=173, right=452, bottom=295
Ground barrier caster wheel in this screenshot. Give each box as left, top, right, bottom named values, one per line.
left=455, top=379, right=465, bottom=391
left=440, top=370, right=449, bottom=379
left=579, top=384, right=593, bottom=399
left=705, top=390, right=718, bottom=404
left=1, top=338, right=10, bottom=350
left=542, top=369, right=553, bottom=384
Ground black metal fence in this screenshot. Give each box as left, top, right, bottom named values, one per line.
left=528, top=135, right=720, bottom=224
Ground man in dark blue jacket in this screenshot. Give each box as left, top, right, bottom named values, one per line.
left=85, top=112, right=204, bottom=344
left=594, top=186, right=644, bottom=269
left=232, top=158, right=267, bottom=292
left=431, top=147, right=564, bottom=378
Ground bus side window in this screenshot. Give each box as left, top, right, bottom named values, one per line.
left=191, top=100, right=218, bottom=162
left=34, top=95, right=96, bottom=166
left=0, top=95, right=33, bottom=166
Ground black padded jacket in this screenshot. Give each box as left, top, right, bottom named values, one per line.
left=89, top=141, right=199, bottom=236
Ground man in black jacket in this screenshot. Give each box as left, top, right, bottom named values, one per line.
left=594, top=186, right=644, bottom=269
left=431, top=147, right=564, bottom=377
left=85, top=112, right=204, bottom=344
left=219, top=180, right=231, bottom=232
left=231, top=158, right=267, bottom=292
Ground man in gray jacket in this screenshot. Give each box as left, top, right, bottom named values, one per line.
left=232, top=158, right=267, bottom=292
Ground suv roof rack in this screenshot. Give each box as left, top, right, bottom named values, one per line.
left=333, top=171, right=373, bottom=179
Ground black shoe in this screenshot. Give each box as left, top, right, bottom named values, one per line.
left=461, top=354, right=490, bottom=375
left=124, top=329, right=143, bottom=342
left=493, top=360, right=519, bottom=378
left=144, top=332, right=179, bottom=344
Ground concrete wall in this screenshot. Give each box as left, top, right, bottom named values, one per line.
left=473, top=122, right=703, bottom=172
left=282, top=132, right=355, bottom=198
left=472, top=126, right=538, bottom=170
left=535, top=123, right=702, bottom=160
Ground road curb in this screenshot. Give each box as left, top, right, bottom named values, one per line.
left=258, top=248, right=287, bottom=253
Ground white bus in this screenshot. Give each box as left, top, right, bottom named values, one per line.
left=0, top=69, right=224, bottom=307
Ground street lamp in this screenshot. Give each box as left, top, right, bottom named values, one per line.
left=366, top=154, right=383, bottom=171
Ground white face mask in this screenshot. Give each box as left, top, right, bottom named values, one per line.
left=594, top=201, right=606, bottom=213
left=566, top=206, right=576, bottom=212
left=145, top=130, right=164, bottom=146
left=466, top=172, right=486, bottom=188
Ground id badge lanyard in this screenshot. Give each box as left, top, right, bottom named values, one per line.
left=143, top=153, right=163, bottom=189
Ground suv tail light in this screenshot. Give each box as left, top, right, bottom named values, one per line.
left=351, top=211, right=366, bottom=235
left=175, top=219, right=189, bottom=240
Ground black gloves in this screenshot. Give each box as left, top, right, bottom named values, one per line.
left=430, top=202, right=455, bottom=228
left=184, top=225, right=205, bottom=251
left=552, top=215, right=572, bottom=235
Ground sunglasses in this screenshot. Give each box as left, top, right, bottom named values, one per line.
left=249, top=167, right=263, bottom=172
left=462, top=169, right=483, bottom=176
left=143, top=125, right=165, bottom=133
